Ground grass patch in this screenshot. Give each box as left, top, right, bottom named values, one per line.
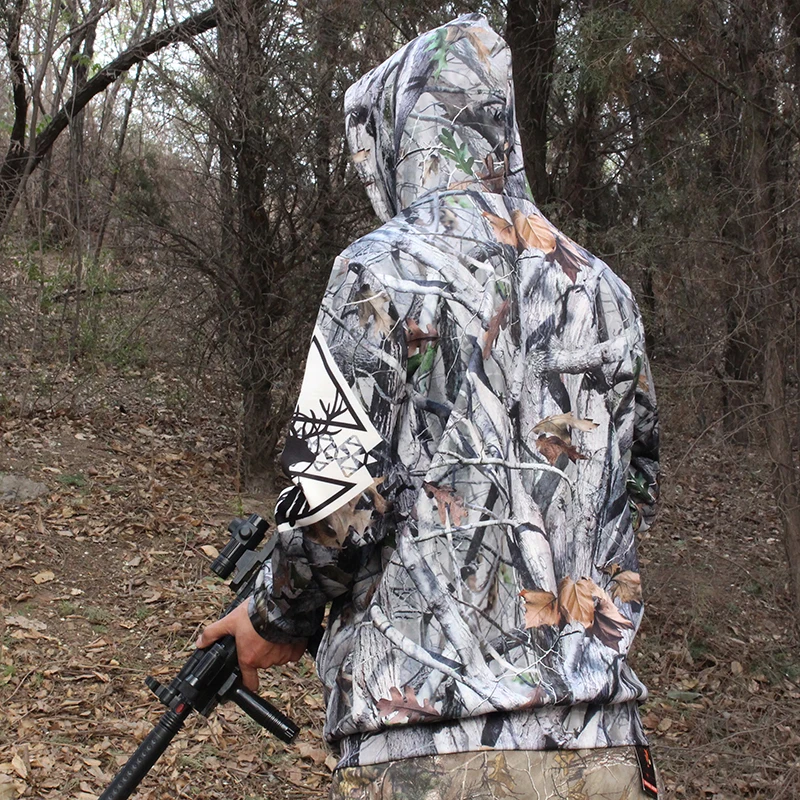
left=84, top=606, right=110, bottom=624
left=57, top=472, right=88, bottom=488
left=57, top=601, right=79, bottom=616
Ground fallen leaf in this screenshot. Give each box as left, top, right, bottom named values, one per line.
left=297, top=743, right=328, bottom=765
left=4, top=615, right=47, bottom=631
left=200, top=545, right=220, bottom=559
left=325, top=754, right=339, bottom=772
left=731, top=661, right=743, bottom=676
left=520, top=589, right=559, bottom=628
left=641, top=711, right=660, bottom=730
left=33, top=570, right=55, bottom=584
left=10, top=756, right=26, bottom=781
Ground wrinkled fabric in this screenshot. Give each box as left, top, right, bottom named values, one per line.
left=249, top=14, right=660, bottom=768
left=329, top=748, right=662, bottom=800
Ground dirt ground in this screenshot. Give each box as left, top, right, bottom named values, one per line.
left=1, top=362, right=798, bottom=800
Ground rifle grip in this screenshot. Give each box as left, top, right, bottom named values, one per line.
left=230, top=684, right=300, bottom=743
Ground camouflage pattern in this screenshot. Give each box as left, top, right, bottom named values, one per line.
left=249, top=14, right=660, bottom=768
left=330, top=748, right=662, bottom=800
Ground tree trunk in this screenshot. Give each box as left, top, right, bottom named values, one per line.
left=736, top=0, right=800, bottom=617
left=505, top=0, right=562, bottom=203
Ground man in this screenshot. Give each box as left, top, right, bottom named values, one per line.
left=198, top=14, right=661, bottom=798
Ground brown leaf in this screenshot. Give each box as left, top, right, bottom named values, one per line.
left=33, top=570, right=55, bottom=584
left=511, top=210, right=557, bottom=253
left=641, top=711, right=660, bottom=730
left=558, top=577, right=596, bottom=627
left=319, top=499, right=373, bottom=546
left=365, top=477, right=388, bottom=514
left=599, top=562, right=622, bottom=578
left=487, top=752, right=515, bottom=797
left=4, top=615, right=47, bottom=632
left=482, top=299, right=510, bottom=359
left=552, top=236, right=587, bottom=283
left=355, top=285, right=393, bottom=336
left=520, top=589, right=559, bottom=628
left=297, top=743, right=328, bottom=765
left=535, top=434, right=587, bottom=465
left=199, top=545, right=219, bottom=559
left=423, top=482, right=467, bottom=526
left=591, top=592, right=634, bottom=651
left=406, top=319, right=439, bottom=357
left=532, top=413, right=598, bottom=443
left=610, top=571, right=643, bottom=604
left=475, top=154, right=505, bottom=193
left=482, top=212, right=518, bottom=247
left=376, top=685, right=440, bottom=725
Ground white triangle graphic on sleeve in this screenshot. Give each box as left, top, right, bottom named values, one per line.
left=277, top=327, right=383, bottom=530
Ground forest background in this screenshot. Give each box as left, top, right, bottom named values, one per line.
left=0, top=0, right=799, bottom=798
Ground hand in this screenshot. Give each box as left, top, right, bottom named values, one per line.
left=196, top=602, right=307, bottom=691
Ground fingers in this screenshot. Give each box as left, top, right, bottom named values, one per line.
left=196, top=615, right=231, bottom=649
left=239, top=662, right=259, bottom=692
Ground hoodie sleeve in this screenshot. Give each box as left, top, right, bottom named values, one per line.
left=248, top=257, right=408, bottom=643
left=627, top=349, right=660, bottom=533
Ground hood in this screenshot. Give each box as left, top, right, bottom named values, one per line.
left=344, top=14, right=529, bottom=223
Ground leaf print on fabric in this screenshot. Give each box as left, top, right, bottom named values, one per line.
left=512, top=210, right=557, bottom=253
left=592, top=593, right=635, bottom=651
left=487, top=752, right=516, bottom=797
left=482, top=211, right=518, bottom=247
left=355, top=285, right=393, bottom=336
left=558, top=577, right=596, bottom=627
left=610, top=571, right=643, bottom=604
left=520, top=589, right=559, bottom=628
left=439, top=128, right=475, bottom=175
left=556, top=577, right=634, bottom=651
left=377, top=686, right=441, bottom=725
left=406, top=319, right=439, bottom=356
left=533, top=413, right=599, bottom=443
left=535, top=434, right=588, bottom=465
left=482, top=298, right=510, bottom=359
left=423, top=482, right=467, bottom=526
left=323, top=499, right=373, bottom=546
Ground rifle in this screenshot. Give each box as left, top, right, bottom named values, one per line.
left=99, top=514, right=301, bottom=800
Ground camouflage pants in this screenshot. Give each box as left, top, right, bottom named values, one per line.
left=329, top=747, right=662, bottom=800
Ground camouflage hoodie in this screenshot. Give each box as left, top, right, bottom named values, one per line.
left=249, top=13, right=660, bottom=768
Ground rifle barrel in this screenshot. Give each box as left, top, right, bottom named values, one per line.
left=98, top=705, right=192, bottom=800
